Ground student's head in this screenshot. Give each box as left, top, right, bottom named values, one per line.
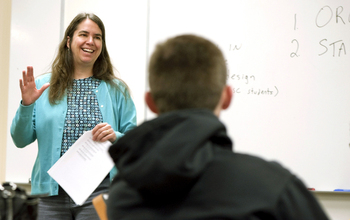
left=146, top=34, right=232, bottom=115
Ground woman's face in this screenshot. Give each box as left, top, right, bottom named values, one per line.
left=67, top=18, right=103, bottom=70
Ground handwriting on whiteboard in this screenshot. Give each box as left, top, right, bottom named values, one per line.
left=297, top=5, right=348, bottom=57
left=222, top=5, right=349, bottom=97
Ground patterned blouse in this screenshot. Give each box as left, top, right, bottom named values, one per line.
left=61, top=77, right=103, bottom=156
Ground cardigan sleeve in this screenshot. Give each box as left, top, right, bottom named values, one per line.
left=10, top=73, right=51, bottom=148
left=10, top=102, right=37, bottom=148
left=114, top=85, right=137, bottom=141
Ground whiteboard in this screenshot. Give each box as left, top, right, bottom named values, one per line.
left=147, top=0, right=350, bottom=191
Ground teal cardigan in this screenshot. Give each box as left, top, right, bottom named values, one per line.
left=10, top=73, right=137, bottom=196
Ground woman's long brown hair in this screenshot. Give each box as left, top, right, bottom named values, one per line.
left=49, top=13, right=129, bottom=104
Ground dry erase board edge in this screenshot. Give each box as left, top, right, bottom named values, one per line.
left=312, top=191, right=350, bottom=195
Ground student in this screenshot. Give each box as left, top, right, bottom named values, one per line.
left=106, top=34, right=328, bottom=219
left=10, top=13, right=137, bottom=220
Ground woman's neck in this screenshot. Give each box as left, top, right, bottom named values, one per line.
left=73, top=65, right=93, bottom=79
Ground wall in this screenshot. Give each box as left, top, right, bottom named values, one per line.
left=0, top=0, right=11, bottom=183
left=314, top=192, right=350, bottom=220
left=3, top=0, right=350, bottom=219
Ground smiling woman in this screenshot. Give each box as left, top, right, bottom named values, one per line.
left=49, top=13, right=118, bottom=105
left=67, top=19, right=103, bottom=76
left=10, top=12, right=137, bottom=220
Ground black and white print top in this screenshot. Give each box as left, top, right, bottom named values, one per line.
left=60, top=77, right=103, bottom=156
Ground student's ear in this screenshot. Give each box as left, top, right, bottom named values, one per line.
left=222, top=85, right=233, bottom=110
left=145, top=91, right=159, bottom=114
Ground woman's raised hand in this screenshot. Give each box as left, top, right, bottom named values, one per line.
left=19, top=66, right=50, bottom=106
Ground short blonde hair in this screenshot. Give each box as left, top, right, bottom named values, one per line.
left=148, top=34, right=227, bottom=114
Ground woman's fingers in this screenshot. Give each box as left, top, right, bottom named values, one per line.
left=19, top=66, right=50, bottom=106
left=92, top=123, right=116, bottom=142
left=22, top=66, right=34, bottom=86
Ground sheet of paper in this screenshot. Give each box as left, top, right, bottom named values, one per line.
left=48, top=130, right=114, bottom=205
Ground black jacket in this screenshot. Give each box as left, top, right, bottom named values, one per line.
left=107, top=109, right=328, bottom=220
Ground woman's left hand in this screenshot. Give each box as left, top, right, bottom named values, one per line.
left=92, top=123, right=116, bottom=143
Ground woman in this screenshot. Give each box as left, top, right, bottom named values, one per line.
left=10, top=13, right=137, bottom=219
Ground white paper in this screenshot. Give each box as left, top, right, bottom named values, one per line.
left=48, top=130, right=114, bottom=205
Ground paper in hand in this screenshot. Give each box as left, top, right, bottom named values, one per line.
left=48, top=130, right=114, bottom=205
